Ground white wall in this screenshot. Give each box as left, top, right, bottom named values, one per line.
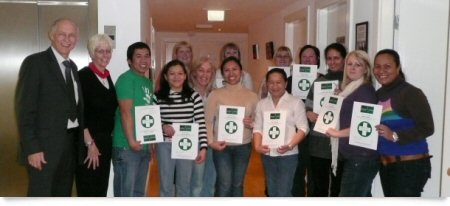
left=98, top=0, right=145, bottom=83
left=393, top=0, right=448, bottom=197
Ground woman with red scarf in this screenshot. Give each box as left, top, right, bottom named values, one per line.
left=75, top=34, right=118, bottom=196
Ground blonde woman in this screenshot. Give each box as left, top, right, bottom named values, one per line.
left=189, top=56, right=217, bottom=196
left=325, top=50, right=379, bottom=197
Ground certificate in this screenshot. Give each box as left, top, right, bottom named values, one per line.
left=313, top=80, right=339, bottom=113
left=262, top=110, right=287, bottom=149
left=349, top=102, right=382, bottom=150
left=218, top=105, right=245, bottom=144
left=291, top=64, right=318, bottom=99
left=134, top=105, right=163, bottom=144
left=171, top=123, right=199, bottom=160
left=215, top=77, right=225, bottom=88
left=313, top=95, right=343, bottom=135
left=268, top=66, right=291, bottom=77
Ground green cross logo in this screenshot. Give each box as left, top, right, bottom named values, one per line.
left=320, top=97, right=325, bottom=107
left=357, top=121, right=372, bottom=137
left=298, top=79, right=311, bottom=91
left=178, top=138, right=192, bottom=151
left=141, top=115, right=154, bottom=128
left=323, top=111, right=334, bottom=125
left=268, top=126, right=280, bottom=139
left=225, top=121, right=238, bottom=134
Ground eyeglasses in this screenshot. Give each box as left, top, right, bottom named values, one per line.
left=95, top=49, right=112, bottom=55
left=275, top=55, right=290, bottom=59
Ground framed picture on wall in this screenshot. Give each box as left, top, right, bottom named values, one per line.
left=252, top=44, right=259, bottom=59
left=265, top=41, right=274, bottom=59
left=355, top=21, right=368, bottom=52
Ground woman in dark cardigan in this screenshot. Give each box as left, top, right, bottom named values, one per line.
left=76, top=34, right=118, bottom=196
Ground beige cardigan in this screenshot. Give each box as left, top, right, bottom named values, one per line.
left=205, top=83, right=258, bottom=145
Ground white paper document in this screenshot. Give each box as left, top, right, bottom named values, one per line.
left=349, top=102, right=382, bottom=150
left=262, top=110, right=287, bottom=149
left=134, top=105, right=164, bottom=144
left=291, top=64, right=318, bottom=99
left=268, top=66, right=291, bottom=77
left=171, top=123, right=199, bottom=160
left=218, top=105, right=245, bottom=144
left=313, top=80, right=339, bottom=113
left=215, top=77, right=225, bottom=88
left=313, top=95, right=343, bottom=135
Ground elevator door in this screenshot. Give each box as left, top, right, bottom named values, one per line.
left=0, top=1, right=92, bottom=196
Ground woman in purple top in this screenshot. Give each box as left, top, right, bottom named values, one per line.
left=326, top=50, right=379, bottom=197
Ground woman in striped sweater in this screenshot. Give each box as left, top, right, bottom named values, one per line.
left=155, top=59, right=207, bottom=197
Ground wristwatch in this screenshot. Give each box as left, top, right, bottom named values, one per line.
left=392, top=132, right=399, bottom=142
left=287, top=144, right=294, bottom=151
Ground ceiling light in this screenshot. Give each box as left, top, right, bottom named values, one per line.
left=208, top=10, right=224, bottom=22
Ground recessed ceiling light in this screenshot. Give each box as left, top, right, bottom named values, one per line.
left=208, top=10, right=224, bottom=22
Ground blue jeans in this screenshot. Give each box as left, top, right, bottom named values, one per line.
left=261, top=154, right=298, bottom=197
left=156, top=143, right=194, bottom=197
left=191, top=146, right=216, bottom=197
left=380, top=157, right=431, bottom=197
left=339, top=158, right=379, bottom=197
left=213, top=143, right=252, bottom=197
left=112, top=148, right=150, bottom=197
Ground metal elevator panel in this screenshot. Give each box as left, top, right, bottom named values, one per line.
left=0, top=0, right=95, bottom=196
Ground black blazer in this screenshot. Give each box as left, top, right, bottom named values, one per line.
left=15, top=47, right=84, bottom=164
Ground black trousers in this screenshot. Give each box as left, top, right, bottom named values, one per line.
left=309, top=156, right=343, bottom=197
left=291, top=137, right=312, bottom=197
left=27, top=129, right=77, bottom=197
left=75, top=132, right=112, bottom=197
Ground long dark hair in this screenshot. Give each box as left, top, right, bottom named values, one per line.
left=156, top=59, right=194, bottom=103
left=374, top=49, right=406, bottom=79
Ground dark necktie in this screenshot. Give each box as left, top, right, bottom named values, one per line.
left=63, top=60, right=77, bottom=121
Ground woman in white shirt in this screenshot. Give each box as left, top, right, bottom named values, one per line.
left=253, top=68, right=309, bottom=197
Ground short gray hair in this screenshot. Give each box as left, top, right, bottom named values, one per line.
left=87, top=34, right=113, bottom=58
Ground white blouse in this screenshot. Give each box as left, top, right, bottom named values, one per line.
left=253, top=92, right=309, bottom=156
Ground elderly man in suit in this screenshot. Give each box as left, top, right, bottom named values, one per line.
left=16, top=18, right=84, bottom=197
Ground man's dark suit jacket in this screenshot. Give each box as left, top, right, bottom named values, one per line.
left=15, top=47, right=84, bottom=165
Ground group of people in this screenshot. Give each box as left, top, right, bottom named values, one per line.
left=16, top=18, right=434, bottom=198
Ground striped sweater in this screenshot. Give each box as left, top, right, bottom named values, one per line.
left=156, top=90, right=208, bottom=150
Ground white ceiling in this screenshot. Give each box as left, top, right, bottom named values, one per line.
left=149, top=0, right=299, bottom=33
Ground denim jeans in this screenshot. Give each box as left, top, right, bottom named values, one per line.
left=213, top=143, right=252, bottom=197
left=261, top=154, right=297, bottom=197
left=112, top=148, right=150, bottom=197
left=191, top=146, right=216, bottom=197
left=380, top=157, right=431, bottom=197
left=156, top=142, right=194, bottom=197
left=339, top=158, right=380, bottom=197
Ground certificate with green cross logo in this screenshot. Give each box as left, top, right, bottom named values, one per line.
left=313, top=95, right=343, bottom=135
left=313, top=80, right=339, bottom=113
left=349, top=102, right=382, bottom=150
left=218, top=105, right=245, bottom=144
left=171, top=123, right=199, bottom=160
left=262, top=110, right=287, bottom=150
left=291, top=64, right=317, bottom=99
left=135, top=105, right=163, bottom=144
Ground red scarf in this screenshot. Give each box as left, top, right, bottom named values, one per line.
left=89, top=62, right=110, bottom=79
